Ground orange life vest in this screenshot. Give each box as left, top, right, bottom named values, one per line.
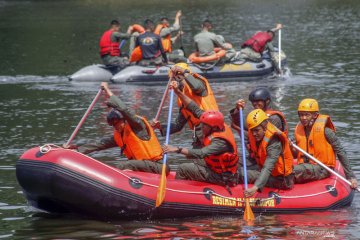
left=265, top=109, right=289, bottom=135
left=203, top=124, right=239, bottom=174
left=99, top=29, right=120, bottom=57
left=154, top=24, right=172, bottom=53
left=177, top=73, right=219, bottom=129
left=248, top=122, right=293, bottom=177
left=113, top=116, right=163, bottom=161
left=295, top=114, right=336, bottom=167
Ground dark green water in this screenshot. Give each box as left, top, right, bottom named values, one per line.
left=1, top=0, right=360, bottom=239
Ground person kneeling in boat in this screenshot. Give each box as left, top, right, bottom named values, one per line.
left=133, top=19, right=168, bottom=66
left=151, top=62, right=219, bottom=149
left=293, top=98, right=358, bottom=188
left=154, top=10, right=187, bottom=63
left=65, top=82, right=169, bottom=175
left=241, top=109, right=294, bottom=198
left=237, top=24, right=283, bottom=74
left=193, top=19, right=236, bottom=64
left=163, top=81, right=239, bottom=188
left=99, top=20, right=133, bottom=70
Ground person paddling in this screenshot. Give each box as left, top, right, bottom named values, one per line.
left=162, top=80, right=238, bottom=189
left=64, top=82, right=169, bottom=175
left=237, top=24, right=283, bottom=74
left=99, top=20, right=133, bottom=70
left=151, top=62, right=219, bottom=148
left=240, top=109, right=294, bottom=197
left=293, top=98, right=358, bottom=189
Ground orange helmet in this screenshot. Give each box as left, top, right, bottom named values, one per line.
left=246, top=109, right=268, bottom=129
left=200, top=111, right=225, bottom=130
left=298, top=98, right=319, bottom=112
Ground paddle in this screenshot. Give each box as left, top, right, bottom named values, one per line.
left=278, top=28, right=282, bottom=75
left=154, top=78, right=171, bottom=122
left=289, top=139, right=360, bottom=192
left=239, top=108, right=255, bottom=221
left=155, top=89, right=175, bottom=207
left=119, top=39, right=126, bottom=49
left=179, top=17, right=185, bottom=57
left=64, top=89, right=102, bottom=148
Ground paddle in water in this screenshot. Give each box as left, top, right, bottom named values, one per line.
left=155, top=89, right=175, bottom=207
left=239, top=108, right=255, bottom=221
left=64, top=89, right=102, bottom=148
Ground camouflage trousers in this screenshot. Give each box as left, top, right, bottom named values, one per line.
left=175, top=159, right=237, bottom=186
left=117, top=160, right=170, bottom=175
left=101, top=55, right=129, bottom=69
left=294, top=163, right=331, bottom=184
left=238, top=167, right=294, bottom=190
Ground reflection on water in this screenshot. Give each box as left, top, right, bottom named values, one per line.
left=1, top=0, right=360, bottom=239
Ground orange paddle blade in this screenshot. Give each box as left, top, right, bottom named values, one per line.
left=243, top=198, right=255, bottom=222
left=155, top=164, right=167, bottom=207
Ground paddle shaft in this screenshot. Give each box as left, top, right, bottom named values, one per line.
left=64, top=89, right=102, bottom=147
left=162, top=89, right=175, bottom=165
left=154, top=80, right=171, bottom=122
left=239, top=109, right=249, bottom=189
left=179, top=17, right=185, bottom=55
left=278, top=29, right=281, bottom=71
left=290, top=140, right=360, bottom=192
left=119, top=39, right=126, bottom=49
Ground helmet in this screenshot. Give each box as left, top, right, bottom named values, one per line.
left=169, top=62, right=191, bottom=79
left=298, top=98, right=319, bottom=112
left=107, top=109, right=124, bottom=126
left=200, top=111, right=225, bottom=130
left=246, top=109, right=269, bottom=129
left=248, top=88, right=271, bottom=102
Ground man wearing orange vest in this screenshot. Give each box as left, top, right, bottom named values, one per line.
left=66, top=82, right=168, bottom=175
left=238, top=24, right=282, bottom=74
left=163, top=80, right=238, bottom=187
left=99, top=20, right=133, bottom=69
left=154, top=10, right=187, bottom=63
left=293, top=99, right=358, bottom=188
left=241, top=109, right=294, bottom=197
left=152, top=62, right=219, bottom=148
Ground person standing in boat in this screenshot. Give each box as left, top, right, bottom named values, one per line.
left=193, top=19, right=235, bottom=64
left=151, top=62, right=219, bottom=149
left=293, top=98, right=358, bottom=188
left=162, top=80, right=238, bottom=188
left=154, top=10, right=187, bottom=63
left=134, top=19, right=168, bottom=66
left=99, top=20, right=133, bottom=69
left=240, top=109, right=294, bottom=197
left=237, top=24, right=282, bottom=74
left=64, top=82, right=169, bottom=175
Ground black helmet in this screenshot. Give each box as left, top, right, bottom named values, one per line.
left=248, top=88, right=271, bottom=102
left=107, top=109, right=124, bottom=126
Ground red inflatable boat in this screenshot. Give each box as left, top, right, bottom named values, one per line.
left=16, top=145, right=354, bottom=220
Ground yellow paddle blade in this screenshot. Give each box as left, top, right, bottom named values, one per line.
left=243, top=198, right=255, bottom=222
left=155, top=164, right=167, bottom=207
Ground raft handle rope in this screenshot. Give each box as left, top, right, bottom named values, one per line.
left=40, top=145, right=345, bottom=205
